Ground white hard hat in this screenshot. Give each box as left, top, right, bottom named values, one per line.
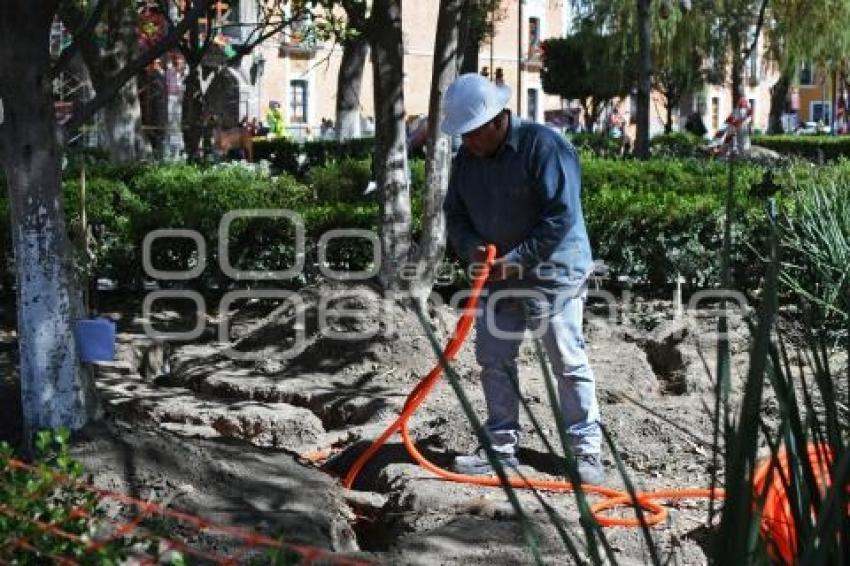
left=441, top=73, right=512, bottom=136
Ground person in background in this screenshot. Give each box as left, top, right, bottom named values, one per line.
left=441, top=73, right=604, bottom=485
left=266, top=101, right=287, bottom=138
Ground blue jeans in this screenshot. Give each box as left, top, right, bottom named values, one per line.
left=474, top=288, right=601, bottom=456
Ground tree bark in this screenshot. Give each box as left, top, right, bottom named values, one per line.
left=731, top=55, right=744, bottom=108
left=101, top=78, right=151, bottom=161
left=336, top=36, right=369, bottom=140
left=413, top=0, right=464, bottom=303
left=370, top=0, right=410, bottom=293
left=67, top=0, right=151, bottom=162
left=182, top=64, right=205, bottom=161
left=768, top=72, right=791, bottom=134
left=0, top=3, right=98, bottom=446
left=458, top=0, right=480, bottom=74
left=635, top=0, right=652, bottom=159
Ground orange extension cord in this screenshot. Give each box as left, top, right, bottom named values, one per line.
left=341, top=244, right=835, bottom=556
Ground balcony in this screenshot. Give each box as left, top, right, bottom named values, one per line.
left=521, top=46, right=544, bottom=72
left=279, top=31, right=318, bottom=58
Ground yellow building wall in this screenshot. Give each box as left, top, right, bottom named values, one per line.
left=253, top=0, right=571, bottom=136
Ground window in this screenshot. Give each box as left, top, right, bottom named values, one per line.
left=711, top=97, right=719, bottom=130
left=528, top=17, right=541, bottom=58
left=697, top=94, right=707, bottom=115
left=811, top=101, right=832, bottom=124
left=289, top=80, right=307, bottom=123
left=800, top=61, right=814, bottom=86
left=221, top=0, right=243, bottom=42
left=527, top=88, right=539, bottom=122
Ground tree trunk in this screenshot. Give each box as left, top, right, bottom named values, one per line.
left=731, top=56, right=744, bottom=108
left=336, top=36, right=369, bottom=140
left=182, top=65, right=205, bottom=161
left=458, top=0, right=479, bottom=74
left=768, top=72, right=791, bottom=134
left=371, top=0, right=410, bottom=293
left=635, top=0, right=652, bottom=159
left=413, top=0, right=464, bottom=303
left=0, top=5, right=98, bottom=446
left=76, top=0, right=151, bottom=162
left=101, top=78, right=151, bottom=161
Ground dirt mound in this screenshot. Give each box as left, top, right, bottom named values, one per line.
left=2, top=282, right=768, bottom=562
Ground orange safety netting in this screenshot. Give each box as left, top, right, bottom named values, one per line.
left=0, top=458, right=371, bottom=565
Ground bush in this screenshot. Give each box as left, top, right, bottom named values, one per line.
left=753, top=134, right=850, bottom=162
left=581, top=157, right=768, bottom=290
left=307, top=157, right=372, bottom=203
left=252, top=137, right=375, bottom=177
left=779, top=163, right=850, bottom=336
left=650, top=132, right=705, bottom=158
left=0, top=429, right=149, bottom=561
left=63, top=175, right=148, bottom=284
left=566, top=132, right=622, bottom=158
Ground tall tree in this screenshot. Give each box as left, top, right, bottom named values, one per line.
left=59, top=0, right=151, bottom=162
left=168, top=1, right=312, bottom=159
left=335, top=0, right=370, bottom=140
left=541, top=25, right=635, bottom=131
left=370, top=0, right=409, bottom=292
left=698, top=0, right=769, bottom=106
left=0, top=0, right=219, bottom=446
left=635, top=0, right=651, bottom=157
left=457, top=0, right=504, bottom=75
left=411, top=0, right=465, bottom=304
left=653, top=1, right=704, bottom=133
left=766, top=0, right=850, bottom=132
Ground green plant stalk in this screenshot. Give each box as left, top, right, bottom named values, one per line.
left=412, top=306, right=544, bottom=565
left=716, top=184, right=780, bottom=563
left=532, top=339, right=615, bottom=565
left=509, top=385, right=588, bottom=563
left=708, top=155, right=735, bottom=525
left=598, top=424, right=661, bottom=566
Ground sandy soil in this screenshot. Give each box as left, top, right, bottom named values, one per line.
left=0, top=282, right=768, bottom=564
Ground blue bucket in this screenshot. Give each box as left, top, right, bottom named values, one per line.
left=74, top=317, right=116, bottom=362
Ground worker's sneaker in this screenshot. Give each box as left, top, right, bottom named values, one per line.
left=454, top=445, right=519, bottom=475
left=575, top=453, right=605, bottom=485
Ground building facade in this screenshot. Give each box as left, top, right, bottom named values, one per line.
left=147, top=1, right=840, bottom=147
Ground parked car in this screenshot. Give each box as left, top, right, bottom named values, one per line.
left=795, top=121, right=831, bottom=135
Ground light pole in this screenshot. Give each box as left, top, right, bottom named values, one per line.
left=517, top=0, right=523, bottom=117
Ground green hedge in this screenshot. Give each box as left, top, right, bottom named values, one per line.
left=582, top=157, right=770, bottom=289
left=3, top=154, right=842, bottom=295
left=252, top=137, right=375, bottom=177
left=649, top=132, right=705, bottom=158
left=753, top=134, right=850, bottom=162
left=566, top=132, right=622, bottom=158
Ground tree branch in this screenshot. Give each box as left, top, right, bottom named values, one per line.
left=50, top=0, right=109, bottom=79
left=743, top=0, right=770, bottom=59
left=64, top=0, right=214, bottom=134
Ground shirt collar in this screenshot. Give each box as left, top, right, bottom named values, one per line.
left=504, top=113, right=522, bottom=152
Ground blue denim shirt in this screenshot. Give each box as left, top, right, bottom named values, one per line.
left=444, top=115, right=593, bottom=297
